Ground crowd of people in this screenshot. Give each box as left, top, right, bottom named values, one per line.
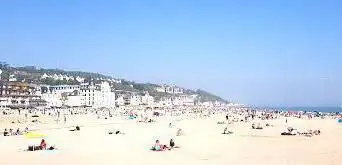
left=3, top=127, right=29, bottom=136
left=1, top=106, right=341, bottom=154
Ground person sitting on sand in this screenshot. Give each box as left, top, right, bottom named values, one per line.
left=4, top=128, right=9, bottom=136
left=223, top=127, right=233, bottom=134
left=169, top=139, right=175, bottom=149
left=15, top=128, right=20, bottom=135
left=151, top=140, right=168, bottom=151
left=313, top=129, right=321, bottom=135
left=40, top=139, right=47, bottom=150
left=28, top=139, right=56, bottom=151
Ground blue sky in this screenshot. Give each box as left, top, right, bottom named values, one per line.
left=1, top=0, right=341, bottom=106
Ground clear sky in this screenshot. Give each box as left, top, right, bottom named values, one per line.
left=1, top=0, right=341, bottom=107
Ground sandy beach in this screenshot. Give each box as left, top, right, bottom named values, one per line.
left=1, top=110, right=341, bottom=165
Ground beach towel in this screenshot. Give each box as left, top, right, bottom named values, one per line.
left=338, top=119, right=342, bottom=124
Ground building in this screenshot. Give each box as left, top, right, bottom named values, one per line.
left=41, top=93, right=63, bottom=107
left=172, top=95, right=197, bottom=106
left=158, top=97, right=173, bottom=107
left=64, top=94, right=82, bottom=107
left=141, top=92, right=154, bottom=106
left=40, top=85, right=81, bottom=108
left=76, top=76, right=85, bottom=83
left=80, top=82, right=115, bottom=108
left=42, top=85, right=80, bottom=94
left=201, top=101, right=214, bottom=107
left=41, top=73, right=50, bottom=79
left=0, top=81, right=46, bottom=108
left=155, top=83, right=184, bottom=94
left=116, top=95, right=131, bottom=106
left=9, top=74, right=17, bottom=82
left=130, top=95, right=142, bottom=106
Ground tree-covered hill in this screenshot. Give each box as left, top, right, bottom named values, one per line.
left=0, top=62, right=228, bottom=103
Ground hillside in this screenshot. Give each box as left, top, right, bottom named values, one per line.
left=0, top=62, right=228, bottom=103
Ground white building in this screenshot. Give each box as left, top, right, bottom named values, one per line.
left=65, top=95, right=82, bottom=107
left=76, top=76, right=85, bottom=83
left=9, top=74, right=17, bottom=82
left=158, top=97, right=173, bottom=107
left=172, top=95, right=197, bottom=106
left=116, top=96, right=125, bottom=106
left=80, top=82, right=115, bottom=108
left=40, top=85, right=81, bottom=108
left=201, top=101, right=214, bottom=107
left=41, top=73, right=49, bottom=79
left=52, top=74, right=59, bottom=80
left=41, top=93, right=63, bottom=107
left=116, top=95, right=130, bottom=106
left=130, top=95, right=142, bottom=106
left=155, top=83, right=183, bottom=94
left=43, top=85, right=80, bottom=94
left=142, top=92, right=154, bottom=106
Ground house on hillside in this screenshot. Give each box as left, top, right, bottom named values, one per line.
left=155, top=83, right=184, bottom=94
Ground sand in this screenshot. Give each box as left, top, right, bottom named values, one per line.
left=0, top=112, right=341, bottom=165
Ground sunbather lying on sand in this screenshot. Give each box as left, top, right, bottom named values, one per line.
left=69, top=125, right=80, bottom=131
left=252, top=123, right=263, bottom=130
left=108, top=129, right=125, bottom=135
left=217, top=121, right=226, bottom=124
left=298, top=129, right=321, bottom=137
left=281, top=131, right=297, bottom=136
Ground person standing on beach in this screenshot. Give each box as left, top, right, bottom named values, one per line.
left=226, top=114, right=229, bottom=121
left=64, top=115, right=67, bottom=124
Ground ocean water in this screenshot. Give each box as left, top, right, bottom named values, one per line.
left=272, top=107, right=342, bottom=113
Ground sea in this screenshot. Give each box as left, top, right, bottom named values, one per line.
left=259, top=107, right=342, bottom=113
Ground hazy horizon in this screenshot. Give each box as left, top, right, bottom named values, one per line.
left=1, top=1, right=341, bottom=107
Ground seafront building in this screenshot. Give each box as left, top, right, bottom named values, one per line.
left=141, top=92, right=154, bottom=106
left=80, top=82, right=116, bottom=108
left=130, top=95, right=142, bottom=106
left=39, top=82, right=116, bottom=108
left=0, top=77, right=227, bottom=109
left=0, top=81, right=46, bottom=108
